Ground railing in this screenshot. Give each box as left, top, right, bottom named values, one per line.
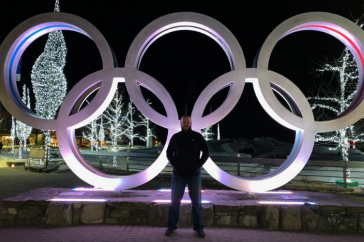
left=81, top=152, right=364, bottom=188
left=212, top=157, right=364, bottom=188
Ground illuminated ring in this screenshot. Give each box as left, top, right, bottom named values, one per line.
left=0, top=12, right=115, bottom=130
left=125, top=12, right=246, bottom=131
left=257, top=12, right=364, bottom=133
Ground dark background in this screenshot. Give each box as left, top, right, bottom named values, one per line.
left=1, top=0, right=364, bottom=144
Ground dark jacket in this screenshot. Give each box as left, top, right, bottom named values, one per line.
left=166, top=128, right=209, bottom=178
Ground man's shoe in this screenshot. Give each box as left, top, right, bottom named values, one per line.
left=165, top=228, right=175, bottom=236
left=196, top=229, right=205, bottom=238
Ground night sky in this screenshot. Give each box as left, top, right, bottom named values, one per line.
left=1, top=0, right=364, bottom=144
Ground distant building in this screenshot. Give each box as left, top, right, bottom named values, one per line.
left=0, top=103, right=13, bottom=145
left=0, top=103, right=37, bottom=147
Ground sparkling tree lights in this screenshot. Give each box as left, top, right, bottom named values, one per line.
left=98, top=116, right=105, bottom=150
left=16, top=85, right=32, bottom=159
left=308, top=48, right=363, bottom=156
left=103, top=88, right=125, bottom=166
left=137, top=99, right=156, bottom=147
left=201, top=126, right=214, bottom=141
left=82, top=118, right=99, bottom=151
left=11, top=116, right=15, bottom=154
left=308, top=19, right=364, bottom=183
left=30, top=0, right=67, bottom=161
left=122, top=100, right=139, bottom=147
left=103, top=88, right=124, bottom=149
left=201, top=105, right=215, bottom=141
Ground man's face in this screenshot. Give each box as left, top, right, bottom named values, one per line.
left=180, top=117, right=192, bottom=131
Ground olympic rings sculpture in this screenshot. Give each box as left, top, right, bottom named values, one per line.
left=1, top=12, right=364, bottom=192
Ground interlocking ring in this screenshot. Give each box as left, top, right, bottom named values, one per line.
left=1, top=12, right=364, bottom=192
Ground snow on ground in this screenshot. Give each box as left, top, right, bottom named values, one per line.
left=0, top=158, right=9, bottom=168
left=207, top=138, right=364, bottom=161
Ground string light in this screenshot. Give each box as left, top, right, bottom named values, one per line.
left=308, top=20, right=364, bottom=182
left=308, top=22, right=364, bottom=164
left=102, top=87, right=124, bottom=166
left=201, top=105, right=216, bottom=141
left=10, top=116, right=16, bottom=154
left=30, top=0, right=67, bottom=161
left=98, top=116, right=105, bottom=150
left=15, top=85, right=32, bottom=159
left=137, top=99, right=156, bottom=147
left=122, top=100, right=140, bottom=147
left=201, top=125, right=214, bottom=141
left=83, top=118, right=100, bottom=152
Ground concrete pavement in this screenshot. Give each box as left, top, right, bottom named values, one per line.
left=0, top=225, right=363, bottom=242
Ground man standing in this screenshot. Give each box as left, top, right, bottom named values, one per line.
left=165, top=115, right=209, bottom=238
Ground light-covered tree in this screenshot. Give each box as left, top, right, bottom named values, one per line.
left=308, top=19, right=364, bottom=181
left=30, top=0, right=67, bottom=162
left=309, top=49, right=363, bottom=153
left=201, top=105, right=215, bottom=141
left=201, top=126, right=214, bottom=141
left=11, top=116, right=16, bottom=154
left=98, top=116, right=105, bottom=150
left=103, top=89, right=124, bottom=151
left=122, top=100, right=140, bottom=147
left=82, top=118, right=99, bottom=151
left=103, top=88, right=125, bottom=167
left=16, top=85, right=32, bottom=159
left=137, top=99, right=156, bottom=147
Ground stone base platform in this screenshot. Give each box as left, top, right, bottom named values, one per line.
left=1, top=188, right=364, bottom=233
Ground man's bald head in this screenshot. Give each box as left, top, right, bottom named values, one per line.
left=180, top=115, right=192, bottom=131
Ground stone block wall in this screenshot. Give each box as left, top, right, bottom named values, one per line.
left=2, top=201, right=364, bottom=233
left=1, top=200, right=48, bottom=226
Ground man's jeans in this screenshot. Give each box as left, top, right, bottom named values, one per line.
left=167, top=173, right=204, bottom=231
